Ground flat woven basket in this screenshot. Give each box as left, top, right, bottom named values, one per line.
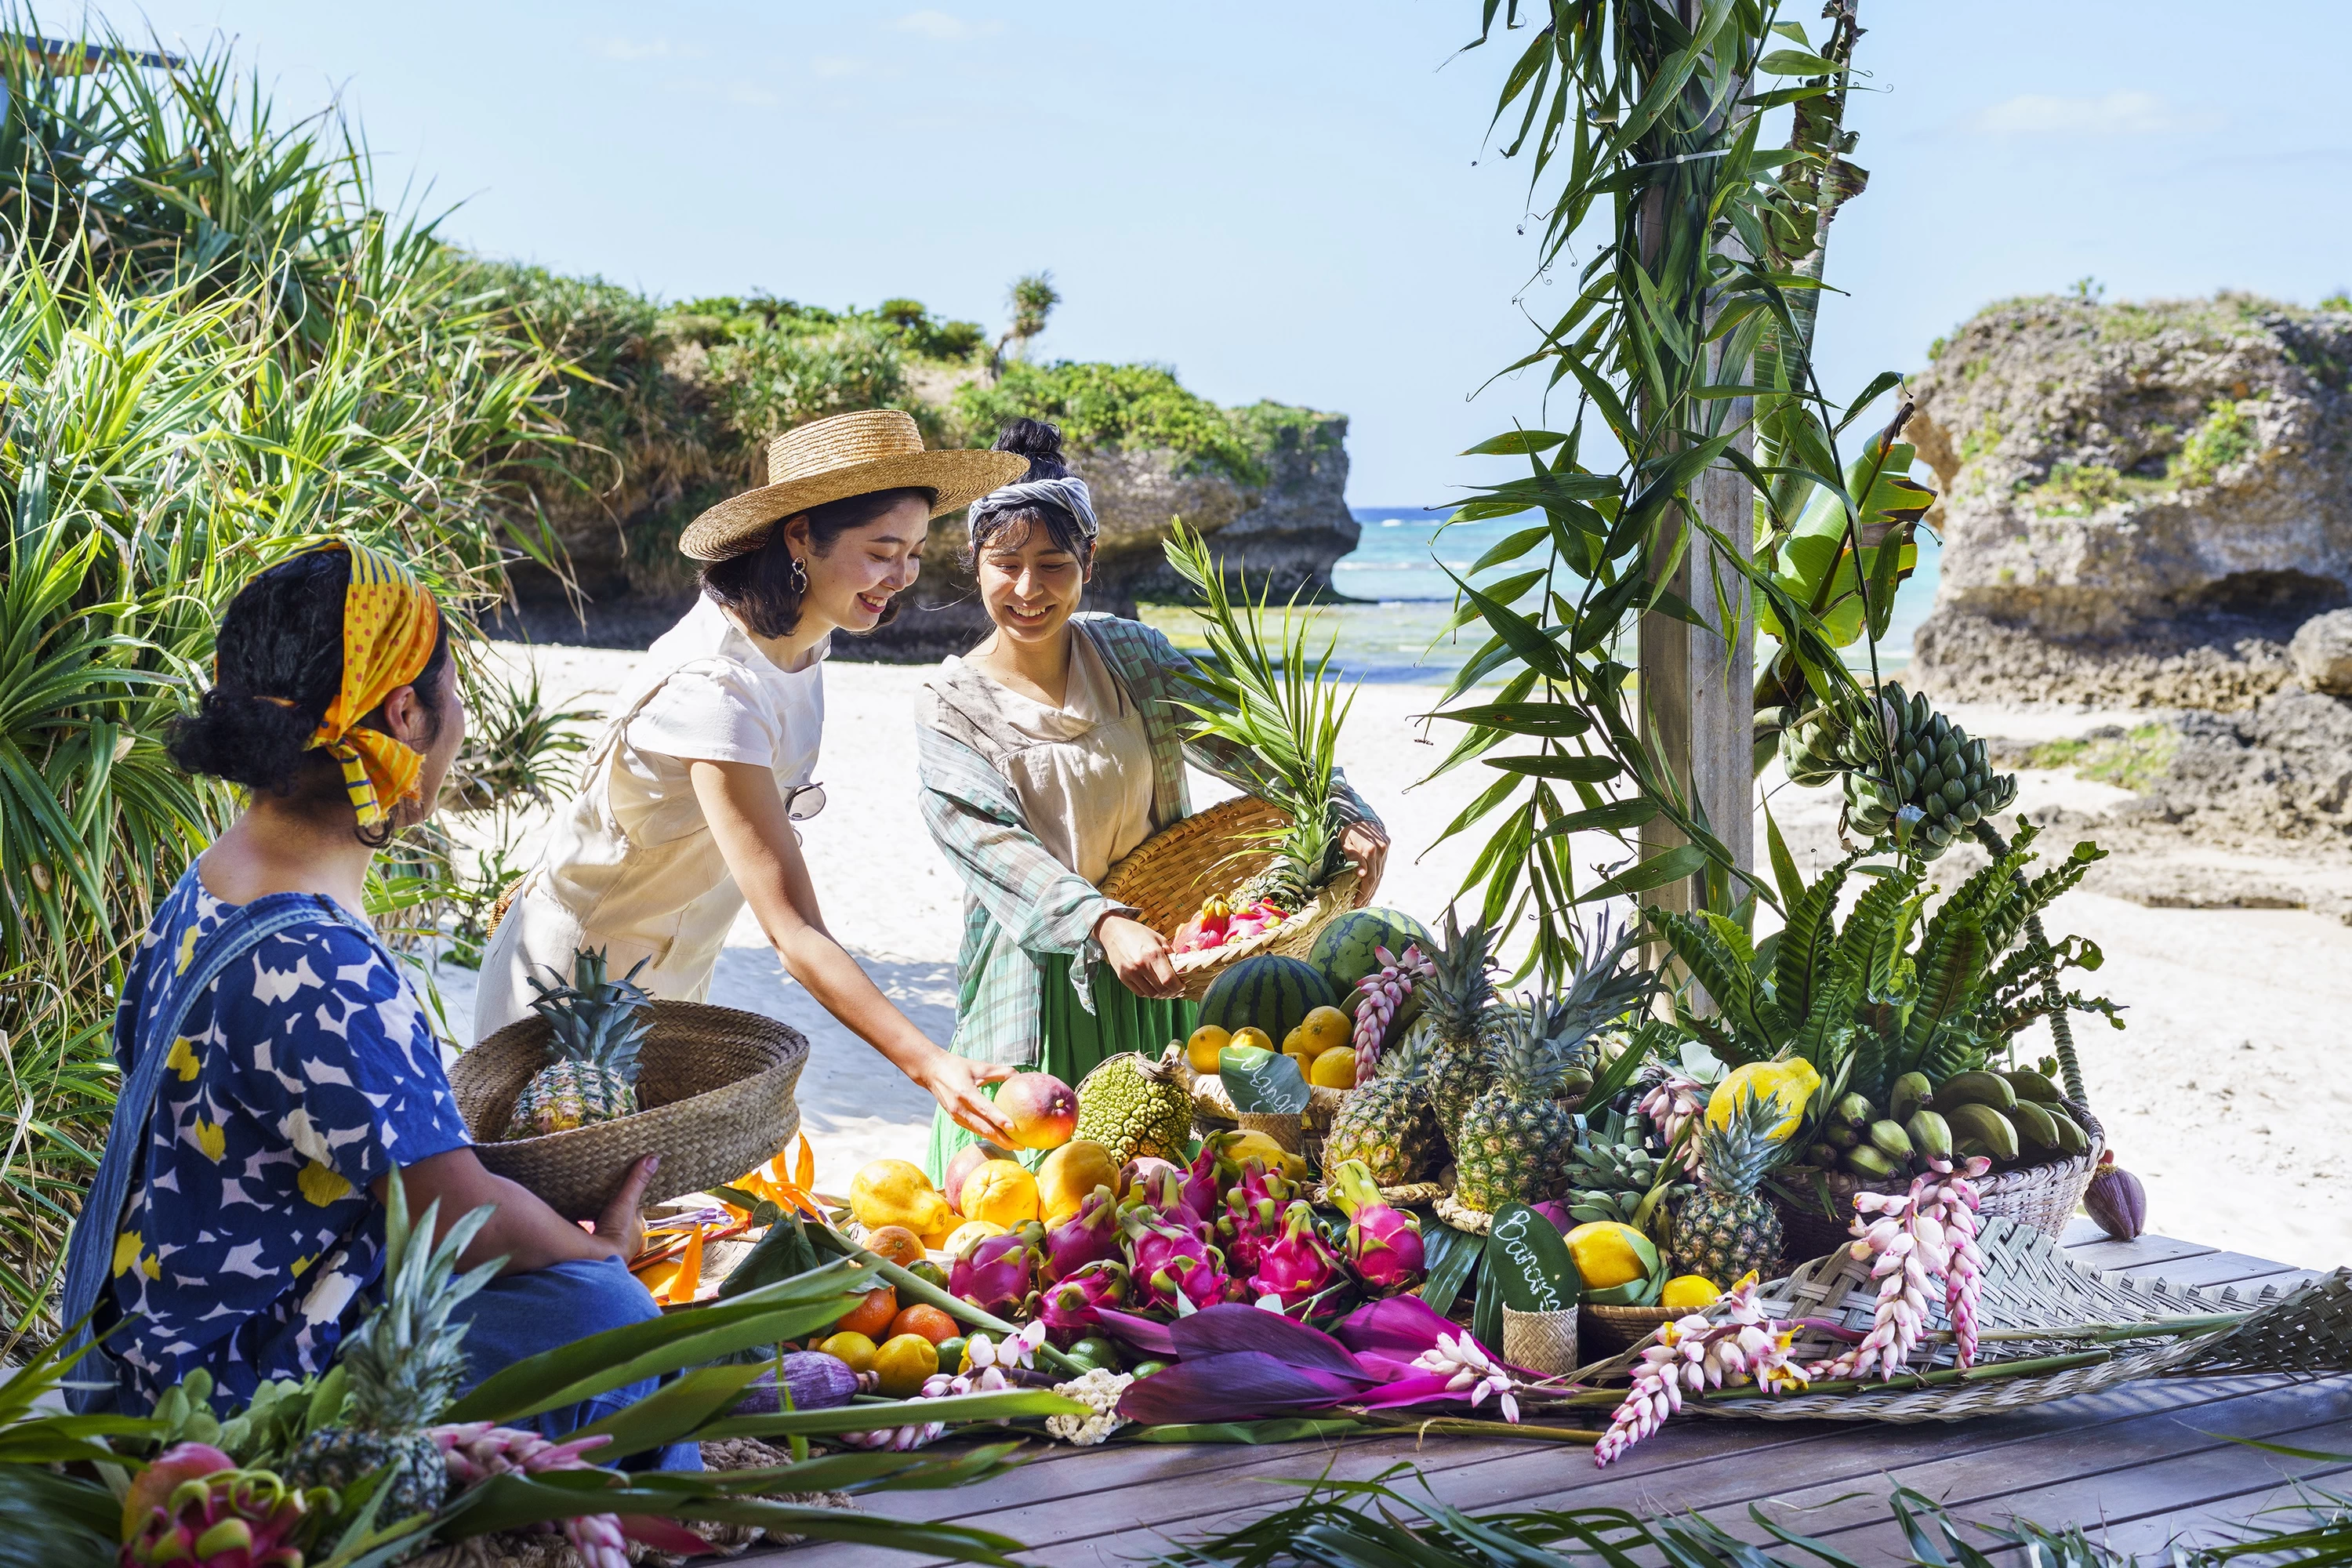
left=1575, top=1214, right=2350, bottom=1422
left=1098, top=796, right=1360, bottom=1002
left=1581, top=1302, right=1679, bottom=1355
left=1777, top=1095, right=2104, bottom=1261
left=451, top=1001, right=808, bottom=1221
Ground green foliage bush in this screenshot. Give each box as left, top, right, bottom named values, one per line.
left=2170, top=398, right=2259, bottom=488
left=953, top=361, right=1329, bottom=484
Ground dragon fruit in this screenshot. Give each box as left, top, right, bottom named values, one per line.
left=1123, top=1211, right=1235, bottom=1315
left=1328, top=1160, right=1425, bottom=1293
left=1215, top=1159, right=1298, bottom=1276
left=1122, top=1164, right=1209, bottom=1240
left=1042, top=1189, right=1123, bottom=1283
left=120, top=1446, right=329, bottom=1568
left=1039, top=1259, right=1132, bottom=1342
left=1251, top=1200, right=1345, bottom=1310
left=951, top=1230, right=1040, bottom=1317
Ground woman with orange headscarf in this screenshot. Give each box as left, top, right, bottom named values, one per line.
left=59, top=542, right=695, bottom=1469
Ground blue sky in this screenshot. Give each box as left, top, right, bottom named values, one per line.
left=104, top=2, right=2352, bottom=503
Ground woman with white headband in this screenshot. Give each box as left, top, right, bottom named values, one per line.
left=915, top=419, right=1390, bottom=1178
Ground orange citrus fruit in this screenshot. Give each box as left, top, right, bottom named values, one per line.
left=834, top=1285, right=898, bottom=1339
left=862, top=1225, right=927, bottom=1269
left=818, top=1330, right=877, bottom=1374
left=888, top=1303, right=960, bottom=1346
left=873, top=1333, right=940, bottom=1398
left=1186, top=1024, right=1232, bottom=1073
left=1308, top=1046, right=1359, bottom=1088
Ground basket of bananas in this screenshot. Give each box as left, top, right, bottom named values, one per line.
left=1775, top=1068, right=2103, bottom=1262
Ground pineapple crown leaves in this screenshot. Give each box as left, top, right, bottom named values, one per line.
left=1162, top=516, right=1353, bottom=887
left=1481, top=995, right=1581, bottom=1098
left=1539, top=915, right=1656, bottom=1054
left=528, top=946, right=654, bottom=1075
left=1425, top=906, right=1501, bottom=1029
left=345, top=1178, right=503, bottom=1434
left=1695, top=1085, right=1794, bottom=1199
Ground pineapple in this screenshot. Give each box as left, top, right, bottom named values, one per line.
left=289, top=1179, right=496, bottom=1526
left=1238, top=806, right=1338, bottom=913
left=1566, top=1108, right=1686, bottom=1229
left=1668, top=1085, right=1789, bottom=1285
left=1321, top=1035, right=1441, bottom=1185
left=1452, top=1007, right=1579, bottom=1212
left=1406, top=909, right=1515, bottom=1138
left=505, top=946, right=652, bottom=1138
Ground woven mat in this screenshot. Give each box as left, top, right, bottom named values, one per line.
left=1573, top=1215, right=2350, bottom=1423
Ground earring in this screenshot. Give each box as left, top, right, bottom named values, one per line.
left=791, top=557, right=808, bottom=593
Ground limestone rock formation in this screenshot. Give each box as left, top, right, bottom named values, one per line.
left=1907, top=293, right=2352, bottom=709
left=2289, top=608, right=2352, bottom=696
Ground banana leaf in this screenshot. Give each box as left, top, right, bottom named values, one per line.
left=440, top=1256, right=880, bottom=1426
left=0, top=1467, right=114, bottom=1568
left=1757, top=434, right=1932, bottom=650
left=564, top=1360, right=770, bottom=1462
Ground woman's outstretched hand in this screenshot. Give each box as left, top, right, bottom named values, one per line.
left=1097, top=913, right=1183, bottom=1000
left=1342, top=819, right=1391, bottom=906
left=921, top=1051, right=1017, bottom=1142
left=595, top=1154, right=659, bottom=1263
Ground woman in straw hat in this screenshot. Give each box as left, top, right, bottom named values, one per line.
left=477, top=410, right=1029, bottom=1142
left=915, top=419, right=1388, bottom=1180
left=63, top=540, right=694, bottom=1467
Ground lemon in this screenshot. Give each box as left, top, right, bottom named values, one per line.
left=1564, top=1221, right=1653, bottom=1290
left=818, top=1331, right=877, bottom=1374
left=1186, top=1024, right=1232, bottom=1073
left=1308, top=1046, right=1359, bottom=1088
left=1661, top=1274, right=1722, bottom=1312
left=850, top=1159, right=953, bottom=1235
left=872, top=1332, right=940, bottom=1398
left=1282, top=1006, right=1352, bottom=1059
left=1705, top=1059, right=1821, bottom=1143
left=1230, top=1025, right=1275, bottom=1054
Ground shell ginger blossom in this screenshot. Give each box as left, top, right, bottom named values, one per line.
left=1594, top=1274, right=1808, bottom=1467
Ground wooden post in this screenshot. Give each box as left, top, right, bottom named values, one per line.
left=1635, top=0, right=1755, bottom=922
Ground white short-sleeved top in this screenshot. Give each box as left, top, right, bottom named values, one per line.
left=473, top=597, right=826, bottom=1039
left=611, top=597, right=826, bottom=843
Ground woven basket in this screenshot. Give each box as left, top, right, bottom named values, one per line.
left=451, top=1001, right=808, bottom=1221
left=1581, top=1301, right=1678, bottom=1355
left=1098, top=796, right=1361, bottom=1001
left=1777, top=1096, right=2105, bottom=1264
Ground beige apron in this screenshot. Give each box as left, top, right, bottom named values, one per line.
left=474, top=655, right=800, bottom=1040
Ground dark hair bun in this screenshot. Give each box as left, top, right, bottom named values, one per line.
left=993, top=417, right=1069, bottom=481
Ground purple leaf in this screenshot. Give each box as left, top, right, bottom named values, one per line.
left=1166, top=1303, right=1370, bottom=1380
left=1335, top=1294, right=1484, bottom=1363
left=1352, top=1370, right=1487, bottom=1411
left=1093, top=1307, right=1180, bottom=1357
left=1116, top=1352, right=1365, bottom=1425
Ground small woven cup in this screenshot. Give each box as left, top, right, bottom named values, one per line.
left=1235, top=1112, right=1304, bottom=1155
left=1502, top=1306, right=1581, bottom=1376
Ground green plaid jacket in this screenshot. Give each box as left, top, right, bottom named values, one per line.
left=916, top=614, right=1373, bottom=1068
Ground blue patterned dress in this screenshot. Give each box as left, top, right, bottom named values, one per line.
left=100, top=869, right=474, bottom=1412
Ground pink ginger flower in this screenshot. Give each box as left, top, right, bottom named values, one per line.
left=430, top=1423, right=627, bottom=1568
left=1351, top=944, right=1433, bottom=1074
left=1594, top=1275, right=1808, bottom=1467
left=1806, top=1156, right=1990, bottom=1384
left=1636, top=1070, right=1708, bottom=1174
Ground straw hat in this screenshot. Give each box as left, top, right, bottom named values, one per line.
left=680, top=409, right=1029, bottom=562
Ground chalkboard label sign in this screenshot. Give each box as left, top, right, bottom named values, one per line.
left=1220, top=1045, right=1310, bottom=1114
left=1483, top=1203, right=1582, bottom=1314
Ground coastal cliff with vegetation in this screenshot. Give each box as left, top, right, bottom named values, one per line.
left=1906, top=291, right=2352, bottom=916
left=482, top=268, right=1357, bottom=657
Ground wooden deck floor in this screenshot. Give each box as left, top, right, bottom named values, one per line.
left=776, top=1223, right=2343, bottom=1566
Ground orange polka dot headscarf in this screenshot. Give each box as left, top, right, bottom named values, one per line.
left=285, top=539, right=442, bottom=829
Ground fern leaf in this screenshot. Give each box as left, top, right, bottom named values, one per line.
left=1898, top=913, right=1985, bottom=1077
left=1771, top=856, right=1851, bottom=1025
left=1650, top=909, right=1770, bottom=1062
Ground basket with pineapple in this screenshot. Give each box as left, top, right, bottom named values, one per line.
left=1101, top=521, right=1377, bottom=999
left=450, top=946, right=809, bottom=1220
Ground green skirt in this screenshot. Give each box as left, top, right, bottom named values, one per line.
left=925, top=951, right=1196, bottom=1185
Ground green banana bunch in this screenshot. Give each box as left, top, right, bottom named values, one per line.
left=1774, top=682, right=2017, bottom=858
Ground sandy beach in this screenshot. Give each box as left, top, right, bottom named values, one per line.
left=430, top=641, right=2352, bottom=1272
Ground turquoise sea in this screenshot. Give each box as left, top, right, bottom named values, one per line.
left=1148, top=505, right=1940, bottom=686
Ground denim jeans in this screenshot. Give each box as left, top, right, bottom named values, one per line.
left=449, top=1255, right=702, bottom=1472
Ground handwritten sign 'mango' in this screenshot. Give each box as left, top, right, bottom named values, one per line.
left=1219, top=1045, right=1309, bottom=1115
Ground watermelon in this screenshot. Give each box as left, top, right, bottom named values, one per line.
left=1197, top=955, right=1337, bottom=1047
left=1308, top=908, right=1438, bottom=998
